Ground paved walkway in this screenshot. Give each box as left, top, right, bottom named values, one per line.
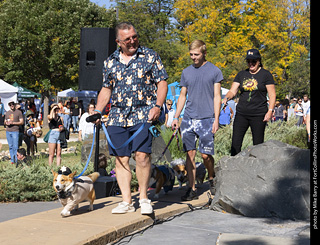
left=0, top=183, right=311, bottom=245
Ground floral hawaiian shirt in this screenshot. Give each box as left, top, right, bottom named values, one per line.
left=102, top=46, right=168, bottom=127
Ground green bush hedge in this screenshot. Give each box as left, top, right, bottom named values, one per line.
left=0, top=154, right=92, bottom=202
left=162, top=118, right=308, bottom=162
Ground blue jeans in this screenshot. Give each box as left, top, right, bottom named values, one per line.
left=63, top=115, right=71, bottom=131
left=72, top=116, right=79, bottom=132
left=6, top=131, right=19, bottom=163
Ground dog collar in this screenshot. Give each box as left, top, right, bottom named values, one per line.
left=57, top=190, right=72, bottom=199
left=57, top=182, right=75, bottom=199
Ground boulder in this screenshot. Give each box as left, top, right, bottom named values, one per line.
left=129, top=136, right=172, bottom=169
left=81, top=130, right=171, bottom=166
left=150, top=136, right=172, bottom=164
left=81, top=132, right=110, bottom=163
left=210, top=140, right=310, bottom=221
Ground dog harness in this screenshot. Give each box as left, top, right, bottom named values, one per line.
left=150, top=165, right=175, bottom=193
left=58, top=176, right=94, bottom=211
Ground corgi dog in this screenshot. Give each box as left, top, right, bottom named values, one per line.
left=149, top=164, right=175, bottom=199
left=171, top=159, right=206, bottom=189
left=52, top=166, right=100, bottom=217
left=171, top=159, right=188, bottom=189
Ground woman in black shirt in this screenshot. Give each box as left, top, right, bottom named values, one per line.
left=48, top=104, right=64, bottom=166
left=223, top=49, right=276, bottom=156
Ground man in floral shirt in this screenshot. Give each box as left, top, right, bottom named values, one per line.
left=95, top=22, right=168, bottom=215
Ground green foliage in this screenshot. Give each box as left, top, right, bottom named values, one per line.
left=116, top=0, right=180, bottom=84
left=162, top=118, right=308, bottom=164
left=0, top=0, right=116, bottom=91
left=160, top=128, right=185, bottom=160
left=0, top=153, right=90, bottom=202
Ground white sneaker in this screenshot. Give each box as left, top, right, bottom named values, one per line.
left=139, top=199, right=153, bottom=215
left=112, top=202, right=135, bottom=214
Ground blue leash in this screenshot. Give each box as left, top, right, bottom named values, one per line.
left=74, top=125, right=96, bottom=179
left=101, top=123, right=147, bottom=150
left=73, top=120, right=148, bottom=179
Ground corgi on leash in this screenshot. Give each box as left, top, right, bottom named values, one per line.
left=52, top=166, right=100, bottom=217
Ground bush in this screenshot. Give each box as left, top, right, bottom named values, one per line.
left=0, top=153, right=90, bottom=202
left=162, top=118, right=308, bottom=163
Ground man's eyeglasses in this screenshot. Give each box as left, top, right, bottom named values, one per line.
left=9, top=103, right=15, bottom=106
left=118, top=35, right=138, bottom=44
left=167, top=104, right=172, bottom=106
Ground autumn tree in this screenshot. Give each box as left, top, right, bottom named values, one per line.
left=173, top=0, right=310, bottom=97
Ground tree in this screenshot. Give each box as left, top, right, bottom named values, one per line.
left=0, top=0, right=116, bottom=127
left=115, top=0, right=180, bottom=84
left=173, top=0, right=310, bottom=97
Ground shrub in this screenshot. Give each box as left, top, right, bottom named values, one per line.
left=162, top=118, right=308, bottom=163
left=0, top=154, right=90, bottom=202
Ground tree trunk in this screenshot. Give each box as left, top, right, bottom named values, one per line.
left=42, top=91, right=50, bottom=129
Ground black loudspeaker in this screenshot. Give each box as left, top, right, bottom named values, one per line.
left=79, top=28, right=117, bottom=91
left=94, top=176, right=119, bottom=199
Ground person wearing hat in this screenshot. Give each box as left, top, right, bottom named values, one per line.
left=222, top=49, right=276, bottom=156
left=47, top=103, right=64, bottom=166
left=4, top=101, right=24, bottom=164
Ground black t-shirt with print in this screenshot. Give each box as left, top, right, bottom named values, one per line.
left=234, top=68, right=275, bottom=116
left=70, top=102, right=80, bottom=116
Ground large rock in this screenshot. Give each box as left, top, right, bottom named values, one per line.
left=128, top=136, right=172, bottom=169
left=150, top=136, right=172, bottom=164
left=210, top=140, right=310, bottom=221
left=81, top=131, right=110, bottom=163
left=82, top=132, right=171, bottom=166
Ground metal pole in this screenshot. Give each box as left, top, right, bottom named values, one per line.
left=94, top=123, right=100, bottom=172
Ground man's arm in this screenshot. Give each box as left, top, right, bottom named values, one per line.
left=148, top=80, right=168, bottom=122
left=171, top=86, right=187, bottom=129
left=212, top=82, right=222, bottom=134
left=95, top=86, right=112, bottom=114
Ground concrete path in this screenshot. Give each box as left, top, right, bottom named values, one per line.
left=0, top=183, right=311, bottom=245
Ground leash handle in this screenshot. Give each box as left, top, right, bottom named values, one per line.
left=86, top=113, right=101, bottom=122
left=220, top=103, right=225, bottom=112
left=74, top=125, right=96, bottom=179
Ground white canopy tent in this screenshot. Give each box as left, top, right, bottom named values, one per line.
left=221, top=87, right=229, bottom=99
left=0, top=79, right=18, bottom=111
left=57, top=88, right=98, bottom=98
left=57, top=88, right=98, bottom=111
left=57, top=88, right=77, bottom=97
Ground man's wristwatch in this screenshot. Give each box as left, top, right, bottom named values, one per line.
left=155, top=105, right=162, bottom=110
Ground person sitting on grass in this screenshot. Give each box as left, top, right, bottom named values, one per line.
left=24, top=128, right=43, bottom=157
left=98, top=153, right=108, bottom=177
left=16, top=148, right=32, bottom=168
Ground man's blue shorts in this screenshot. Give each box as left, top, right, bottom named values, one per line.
left=180, top=117, right=215, bottom=155
left=106, top=123, right=153, bottom=157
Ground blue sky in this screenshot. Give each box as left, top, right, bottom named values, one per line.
left=90, top=0, right=114, bottom=9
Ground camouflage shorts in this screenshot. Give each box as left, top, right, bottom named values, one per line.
left=180, top=117, right=215, bottom=155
